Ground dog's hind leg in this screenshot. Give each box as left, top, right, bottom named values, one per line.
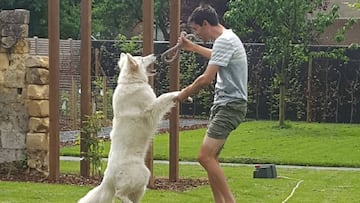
left=117, top=195, right=133, bottom=203
left=114, top=187, right=133, bottom=203
left=117, top=189, right=145, bottom=203
left=129, top=187, right=146, bottom=203
left=128, top=186, right=146, bottom=203
left=113, top=185, right=131, bottom=203
left=78, top=182, right=115, bottom=203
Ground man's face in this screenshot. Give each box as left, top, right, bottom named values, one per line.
left=190, top=21, right=210, bottom=42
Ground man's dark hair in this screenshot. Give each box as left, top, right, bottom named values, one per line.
left=188, top=4, right=219, bottom=26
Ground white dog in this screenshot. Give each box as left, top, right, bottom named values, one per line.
left=78, top=53, right=187, bottom=203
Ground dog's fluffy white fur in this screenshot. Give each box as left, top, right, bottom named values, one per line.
left=78, top=53, right=183, bottom=203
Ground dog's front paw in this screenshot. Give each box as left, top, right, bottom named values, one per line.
left=184, top=97, right=193, bottom=103
left=172, top=96, right=193, bottom=103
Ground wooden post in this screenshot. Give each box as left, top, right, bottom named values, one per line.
left=48, top=0, right=60, bottom=181
left=80, top=0, right=92, bottom=177
left=143, top=0, right=155, bottom=188
left=169, top=0, right=181, bottom=182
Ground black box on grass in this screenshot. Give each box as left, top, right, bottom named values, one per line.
left=253, top=164, right=277, bottom=178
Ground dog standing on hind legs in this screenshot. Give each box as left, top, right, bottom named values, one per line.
left=78, top=53, right=190, bottom=203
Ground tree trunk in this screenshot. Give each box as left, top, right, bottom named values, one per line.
left=335, top=71, right=341, bottom=123
left=279, top=57, right=286, bottom=127
left=322, top=64, right=329, bottom=122
left=306, top=56, right=313, bottom=122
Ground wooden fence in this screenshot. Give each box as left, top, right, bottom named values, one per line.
left=28, top=37, right=81, bottom=78
left=28, top=37, right=114, bottom=130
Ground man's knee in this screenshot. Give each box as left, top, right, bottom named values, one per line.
left=198, top=149, right=219, bottom=168
left=197, top=151, right=210, bottom=166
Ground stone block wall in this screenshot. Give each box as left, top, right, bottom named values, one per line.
left=25, top=56, right=50, bottom=170
left=1, top=9, right=50, bottom=172
left=0, top=9, right=30, bottom=164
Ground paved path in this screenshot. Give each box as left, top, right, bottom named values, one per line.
left=60, top=156, right=360, bottom=171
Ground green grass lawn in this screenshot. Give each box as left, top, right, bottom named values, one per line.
left=61, top=120, right=360, bottom=167
left=2, top=121, right=360, bottom=202
left=1, top=161, right=360, bottom=203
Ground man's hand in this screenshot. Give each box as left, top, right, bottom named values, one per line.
left=173, top=88, right=191, bottom=102
left=178, top=35, right=194, bottom=52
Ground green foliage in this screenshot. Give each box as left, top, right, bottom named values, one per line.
left=80, top=111, right=106, bottom=177
left=310, top=48, right=349, bottom=62
left=0, top=0, right=170, bottom=39
left=334, top=18, right=357, bottom=43
left=179, top=51, right=199, bottom=88
left=154, top=58, right=170, bottom=95
left=92, top=77, right=114, bottom=119
left=92, top=0, right=170, bottom=39
left=225, top=0, right=346, bottom=126
left=60, top=0, right=81, bottom=39
left=92, top=0, right=142, bottom=39
left=114, top=34, right=143, bottom=55
left=246, top=45, right=270, bottom=119
left=179, top=51, right=213, bottom=113
left=266, top=84, right=279, bottom=120
left=346, top=0, right=360, bottom=10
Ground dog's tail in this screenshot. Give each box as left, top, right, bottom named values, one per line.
left=78, top=182, right=115, bottom=203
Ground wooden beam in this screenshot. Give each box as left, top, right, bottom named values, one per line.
left=48, top=0, right=60, bottom=181
left=169, top=0, right=181, bottom=182
left=143, top=0, right=155, bottom=188
left=80, top=0, right=92, bottom=177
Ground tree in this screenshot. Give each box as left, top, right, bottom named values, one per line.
left=59, top=0, right=81, bottom=39
left=91, top=0, right=142, bottom=39
left=0, top=0, right=171, bottom=40
left=92, top=0, right=171, bottom=40
left=225, top=0, right=341, bottom=127
left=0, top=0, right=232, bottom=40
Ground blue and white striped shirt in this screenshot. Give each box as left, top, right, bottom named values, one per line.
left=208, top=29, right=248, bottom=105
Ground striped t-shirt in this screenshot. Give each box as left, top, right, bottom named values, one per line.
left=208, top=29, right=248, bottom=105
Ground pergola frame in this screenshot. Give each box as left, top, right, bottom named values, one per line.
left=48, top=0, right=182, bottom=183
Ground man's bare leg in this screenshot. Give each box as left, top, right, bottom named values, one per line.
left=198, top=136, right=236, bottom=203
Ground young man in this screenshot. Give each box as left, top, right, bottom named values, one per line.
left=174, top=4, right=248, bottom=203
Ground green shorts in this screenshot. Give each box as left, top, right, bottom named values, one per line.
left=207, top=100, right=247, bottom=140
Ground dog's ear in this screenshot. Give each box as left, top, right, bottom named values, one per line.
left=126, top=53, right=138, bottom=73
left=118, top=53, right=127, bottom=69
